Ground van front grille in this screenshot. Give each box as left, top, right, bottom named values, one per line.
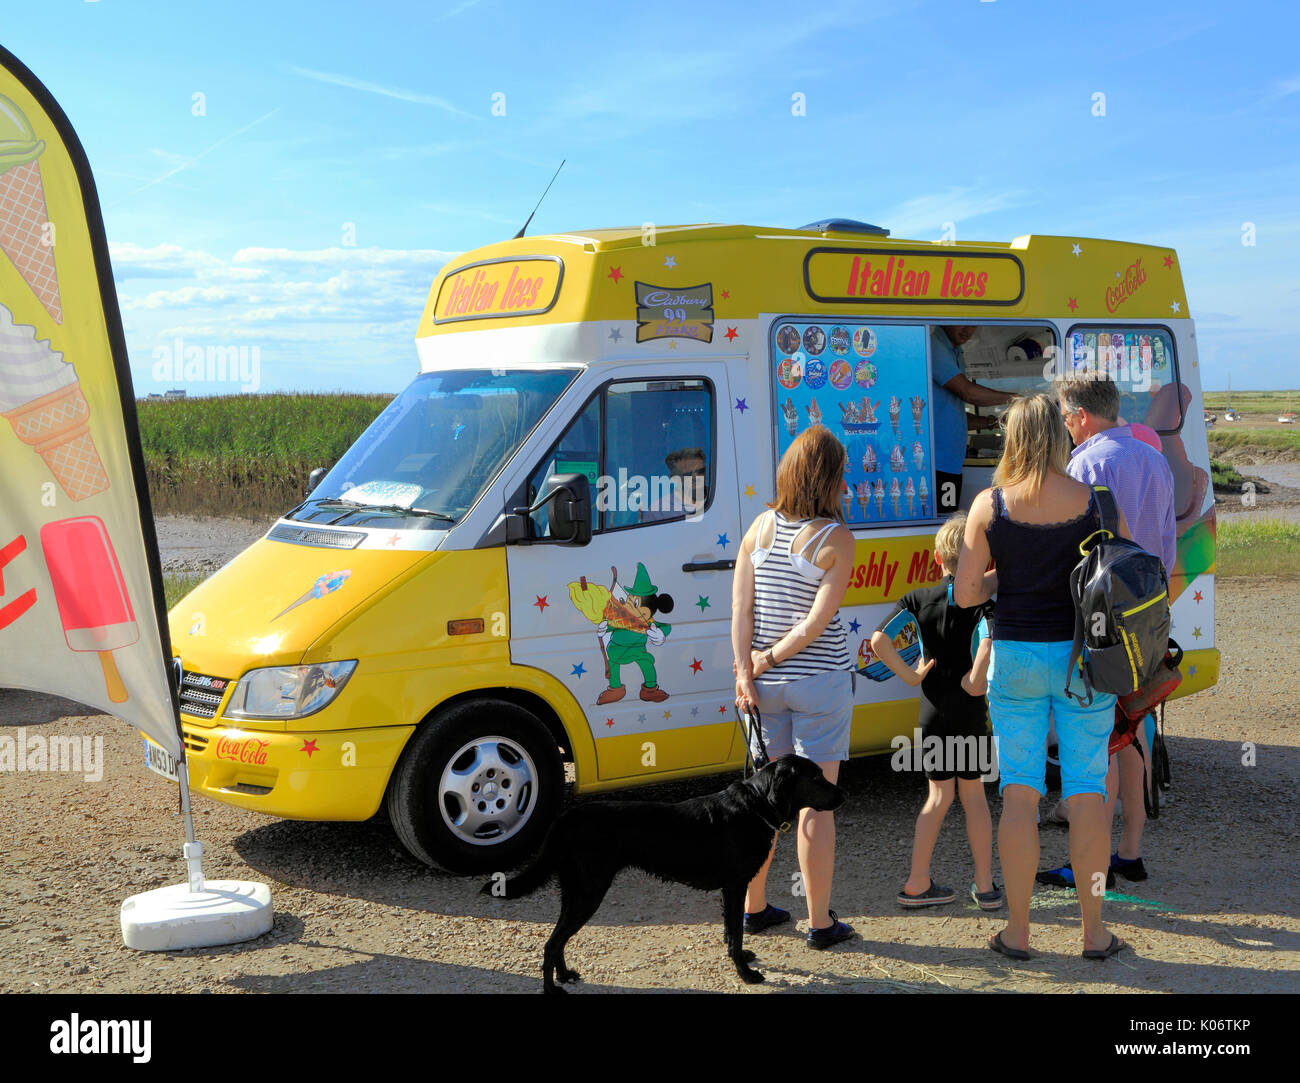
left=179, top=669, right=233, bottom=720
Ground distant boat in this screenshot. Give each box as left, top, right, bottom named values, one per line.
left=1281, top=392, right=1296, bottom=424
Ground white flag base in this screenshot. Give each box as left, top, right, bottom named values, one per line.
left=121, top=880, right=274, bottom=951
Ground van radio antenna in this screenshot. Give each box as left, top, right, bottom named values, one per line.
left=514, top=159, right=565, bottom=239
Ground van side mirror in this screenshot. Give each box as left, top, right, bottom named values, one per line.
left=505, top=472, right=591, bottom=545
left=306, top=466, right=329, bottom=497
left=546, top=473, right=592, bottom=545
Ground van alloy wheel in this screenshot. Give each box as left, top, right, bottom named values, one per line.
left=438, top=735, right=539, bottom=846
left=387, top=698, right=564, bottom=873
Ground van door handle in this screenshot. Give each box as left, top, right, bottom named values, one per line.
left=682, top=560, right=735, bottom=572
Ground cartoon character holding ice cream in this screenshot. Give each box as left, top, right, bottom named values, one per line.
left=570, top=563, right=673, bottom=705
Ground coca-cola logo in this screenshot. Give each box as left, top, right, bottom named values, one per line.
left=1105, top=258, right=1147, bottom=314
left=214, top=736, right=271, bottom=765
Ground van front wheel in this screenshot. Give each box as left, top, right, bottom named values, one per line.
left=387, top=699, right=563, bottom=873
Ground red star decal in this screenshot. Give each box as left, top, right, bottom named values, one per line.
left=721, top=290, right=730, bottom=300
left=1193, top=590, right=1203, bottom=603
left=534, top=595, right=549, bottom=612
left=1066, top=297, right=1079, bottom=312
left=386, top=532, right=401, bottom=547
left=724, top=327, right=738, bottom=342
left=608, top=266, right=624, bottom=284
left=690, top=658, right=703, bottom=673
left=300, top=739, right=320, bottom=758
left=1163, top=255, right=1173, bottom=269
left=719, top=705, right=727, bottom=713
left=606, top=718, right=615, bottom=727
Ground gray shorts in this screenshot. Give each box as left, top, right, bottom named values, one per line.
left=751, top=669, right=854, bottom=764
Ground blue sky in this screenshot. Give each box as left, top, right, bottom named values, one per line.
left=2, top=0, right=1297, bottom=393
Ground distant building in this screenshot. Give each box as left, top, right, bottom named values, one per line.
left=164, top=389, right=187, bottom=400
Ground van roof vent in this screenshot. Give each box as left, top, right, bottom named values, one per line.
left=800, top=218, right=890, bottom=237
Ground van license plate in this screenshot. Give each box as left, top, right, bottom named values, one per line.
left=144, top=739, right=183, bottom=784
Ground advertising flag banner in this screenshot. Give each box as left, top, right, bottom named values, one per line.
left=0, top=48, right=181, bottom=758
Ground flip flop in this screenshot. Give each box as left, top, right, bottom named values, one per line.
left=1082, top=934, right=1128, bottom=960
left=987, top=931, right=1031, bottom=961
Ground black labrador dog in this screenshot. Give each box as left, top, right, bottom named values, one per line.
left=483, top=754, right=845, bottom=992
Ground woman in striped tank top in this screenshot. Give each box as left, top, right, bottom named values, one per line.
left=732, top=425, right=856, bottom=949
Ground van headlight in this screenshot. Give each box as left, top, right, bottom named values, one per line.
left=224, top=661, right=357, bottom=720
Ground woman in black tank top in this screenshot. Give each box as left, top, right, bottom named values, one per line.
left=954, top=395, right=1132, bottom=962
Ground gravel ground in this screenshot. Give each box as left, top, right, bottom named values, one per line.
left=1, top=570, right=1296, bottom=995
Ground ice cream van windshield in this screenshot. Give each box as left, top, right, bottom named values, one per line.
left=291, top=368, right=576, bottom=527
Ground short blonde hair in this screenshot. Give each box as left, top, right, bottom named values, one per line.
left=770, top=425, right=847, bottom=522
left=992, top=393, right=1071, bottom=498
left=934, top=513, right=967, bottom=570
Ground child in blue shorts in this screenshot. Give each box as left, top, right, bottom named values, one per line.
left=870, top=513, right=1003, bottom=910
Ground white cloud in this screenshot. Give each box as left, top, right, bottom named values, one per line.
left=880, top=187, right=1029, bottom=239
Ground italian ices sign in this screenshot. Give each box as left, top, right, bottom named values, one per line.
left=0, top=47, right=181, bottom=759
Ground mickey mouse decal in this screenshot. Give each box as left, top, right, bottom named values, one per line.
left=568, top=563, right=674, bottom=705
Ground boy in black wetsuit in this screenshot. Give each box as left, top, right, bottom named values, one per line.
left=870, top=513, right=1003, bottom=910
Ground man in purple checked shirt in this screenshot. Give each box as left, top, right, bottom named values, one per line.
left=1037, top=376, right=1177, bottom=889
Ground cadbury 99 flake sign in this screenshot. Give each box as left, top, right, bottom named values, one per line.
left=773, top=320, right=934, bottom=525
left=0, top=49, right=181, bottom=758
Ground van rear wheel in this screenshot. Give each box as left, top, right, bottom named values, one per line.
left=387, top=699, right=563, bottom=873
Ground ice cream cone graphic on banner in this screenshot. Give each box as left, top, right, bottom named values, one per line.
left=0, top=303, right=108, bottom=499
left=0, top=92, right=61, bottom=323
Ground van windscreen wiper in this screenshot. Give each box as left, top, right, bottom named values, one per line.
left=309, top=498, right=456, bottom=523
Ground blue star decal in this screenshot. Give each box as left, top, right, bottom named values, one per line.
left=716, top=533, right=730, bottom=549
left=848, top=618, right=861, bottom=634
left=735, top=398, right=748, bottom=413
left=1188, top=665, right=1197, bottom=678
left=570, top=662, right=586, bottom=677
left=690, top=706, right=700, bottom=717
left=608, top=327, right=623, bottom=342
left=638, top=713, right=647, bottom=723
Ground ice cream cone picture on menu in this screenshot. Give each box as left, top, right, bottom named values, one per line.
left=39, top=515, right=137, bottom=703
left=840, top=479, right=852, bottom=520
left=905, top=479, right=915, bottom=517
left=862, top=443, right=877, bottom=473
left=855, top=481, right=870, bottom=520
left=873, top=478, right=884, bottom=517
left=0, top=94, right=61, bottom=323
left=912, top=441, right=925, bottom=472
left=0, top=304, right=109, bottom=500
left=910, top=395, right=925, bottom=434
left=919, top=477, right=929, bottom=516
left=889, top=396, right=901, bottom=438
left=890, top=478, right=901, bottom=517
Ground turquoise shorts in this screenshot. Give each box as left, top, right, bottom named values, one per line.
left=987, top=640, right=1115, bottom=798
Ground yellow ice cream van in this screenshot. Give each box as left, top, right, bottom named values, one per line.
left=168, top=219, right=1219, bottom=872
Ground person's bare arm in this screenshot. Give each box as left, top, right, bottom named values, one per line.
left=955, top=489, right=996, bottom=607
left=870, top=629, right=935, bottom=687
left=751, top=525, right=854, bottom=677
left=731, top=518, right=761, bottom=708
left=962, top=636, right=992, bottom=696
left=944, top=372, right=1016, bottom=408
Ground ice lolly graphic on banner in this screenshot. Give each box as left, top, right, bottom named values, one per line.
left=0, top=93, right=61, bottom=323
left=39, top=515, right=136, bottom=703
left=0, top=304, right=109, bottom=500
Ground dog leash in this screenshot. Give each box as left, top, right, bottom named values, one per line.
left=735, top=703, right=770, bottom=777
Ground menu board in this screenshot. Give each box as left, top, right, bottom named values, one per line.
left=771, top=320, right=934, bottom=525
